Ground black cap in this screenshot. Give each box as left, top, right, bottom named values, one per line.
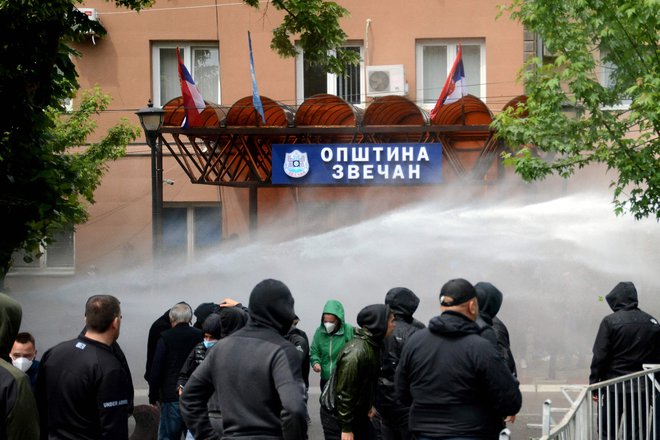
left=439, top=278, right=476, bottom=307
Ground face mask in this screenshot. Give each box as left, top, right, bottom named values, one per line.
left=12, top=357, right=33, bottom=373
left=324, top=322, right=336, bottom=334
left=203, top=340, right=217, bottom=349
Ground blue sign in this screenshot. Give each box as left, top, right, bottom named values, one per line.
left=272, top=143, right=442, bottom=185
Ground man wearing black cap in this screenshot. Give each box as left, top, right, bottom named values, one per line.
left=396, top=278, right=521, bottom=440
left=180, top=279, right=308, bottom=440
left=333, top=304, right=395, bottom=440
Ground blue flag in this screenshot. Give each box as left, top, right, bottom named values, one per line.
left=248, top=31, right=266, bottom=125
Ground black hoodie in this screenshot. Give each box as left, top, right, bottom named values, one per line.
left=1, top=293, right=39, bottom=440
left=180, top=279, right=307, bottom=440
left=475, top=282, right=517, bottom=376
left=589, top=282, right=660, bottom=384
left=377, top=288, right=425, bottom=422
left=396, top=311, right=521, bottom=439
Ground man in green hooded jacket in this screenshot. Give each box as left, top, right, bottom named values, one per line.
left=310, top=299, right=355, bottom=440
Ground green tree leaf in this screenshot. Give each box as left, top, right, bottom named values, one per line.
left=494, top=0, right=660, bottom=220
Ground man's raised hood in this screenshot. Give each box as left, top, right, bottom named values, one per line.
left=321, top=299, right=346, bottom=324
left=606, top=281, right=639, bottom=312
left=0, top=293, right=22, bottom=361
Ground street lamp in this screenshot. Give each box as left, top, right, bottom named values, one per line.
left=136, top=100, right=165, bottom=260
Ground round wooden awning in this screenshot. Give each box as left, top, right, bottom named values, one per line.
left=294, top=93, right=363, bottom=126
left=363, top=95, right=429, bottom=126
left=502, top=94, right=528, bottom=118
left=225, top=96, right=294, bottom=127
left=431, top=94, right=493, bottom=125
left=158, top=93, right=504, bottom=186
left=162, top=97, right=228, bottom=127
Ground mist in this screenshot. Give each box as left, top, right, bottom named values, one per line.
left=10, top=188, right=660, bottom=388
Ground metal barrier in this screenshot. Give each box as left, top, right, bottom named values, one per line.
left=539, top=365, right=660, bottom=440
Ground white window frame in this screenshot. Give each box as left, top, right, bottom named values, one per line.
left=295, top=44, right=365, bottom=106
left=8, top=228, right=76, bottom=276
left=152, top=42, right=221, bottom=106
left=598, top=49, right=631, bottom=111
left=162, top=203, right=222, bottom=262
left=415, top=39, right=486, bottom=108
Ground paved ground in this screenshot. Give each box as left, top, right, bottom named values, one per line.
left=132, top=385, right=580, bottom=440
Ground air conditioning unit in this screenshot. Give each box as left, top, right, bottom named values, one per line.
left=78, top=8, right=98, bottom=21
left=366, top=65, right=405, bottom=97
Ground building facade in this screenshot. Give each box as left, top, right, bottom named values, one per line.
left=7, top=0, right=529, bottom=287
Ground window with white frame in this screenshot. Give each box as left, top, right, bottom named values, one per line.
left=598, top=49, right=631, bottom=109
left=162, top=204, right=222, bottom=260
left=152, top=43, right=220, bottom=106
left=9, top=226, right=75, bottom=275
left=296, top=45, right=364, bottom=105
left=297, top=201, right=363, bottom=234
left=416, top=40, right=485, bottom=105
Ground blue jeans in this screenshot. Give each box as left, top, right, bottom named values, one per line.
left=158, top=401, right=184, bottom=440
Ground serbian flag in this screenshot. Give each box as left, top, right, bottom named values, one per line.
left=248, top=31, right=266, bottom=125
left=177, top=49, right=205, bottom=128
left=430, top=44, right=467, bottom=119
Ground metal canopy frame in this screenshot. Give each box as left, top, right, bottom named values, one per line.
left=157, top=124, right=505, bottom=188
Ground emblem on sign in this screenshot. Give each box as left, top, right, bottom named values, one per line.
left=283, top=150, right=309, bottom=178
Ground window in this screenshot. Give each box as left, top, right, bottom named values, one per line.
left=599, top=49, right=631, bottom=109
left=152, top=43, right=220, bottom=106
left=416, top=40, right=485, bottom=105
left=297, top=201, right=363, bottom=234
left=162, top=204, right=222, bottom=260
left=9, top=226, right=75, bottom=276
left=296, top=45, right=364, bottom=105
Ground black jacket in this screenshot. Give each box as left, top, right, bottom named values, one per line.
left=475, top=282, right=517, bottom=376
left=377, top=288, right=425, bottom=423
left=589, top=282, right=660, bottom=384
left=1, top=293, right=39, bottom=440
left=396, top=311, right=522, bottom=439
left=286, top=326, right=310, bottom=389
left=180, top=279, right=307, bottom=440
left=149, top=323, right=203, bottom=404
left=36, top=336, right=133, bottom=440
left=177, top=342, right=208, bottom=390
left=144, top=310, right=172, bottom=381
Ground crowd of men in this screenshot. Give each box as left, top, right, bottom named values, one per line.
left=1, top=277, right=659, bottom=440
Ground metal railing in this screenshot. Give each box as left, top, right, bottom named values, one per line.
left=540, top=365, right=660, bottom=440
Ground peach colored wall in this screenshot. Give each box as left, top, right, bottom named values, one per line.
left=75, top=0, right=523, bottom=135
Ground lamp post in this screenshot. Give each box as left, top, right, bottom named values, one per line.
left=136, top=100, right=166, bottom=261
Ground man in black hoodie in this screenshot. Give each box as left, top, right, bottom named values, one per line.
left=589, top=281, right=660, bottom=439
left=396, top=278, right=521, bottom=440
left=475, top=282, right=517, bottom=377
left=376, top=287, right=425, bottom=440
left=180, top=279, right=308, bottom=440
left=1, top=293, right=39, bottom=440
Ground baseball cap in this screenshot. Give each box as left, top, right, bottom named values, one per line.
left=439, top=278, right=476, bottom=307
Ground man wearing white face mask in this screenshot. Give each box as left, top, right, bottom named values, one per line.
left=310, top=299, right=355, bottom=440
left=10, top=332, right=39, bottom=392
